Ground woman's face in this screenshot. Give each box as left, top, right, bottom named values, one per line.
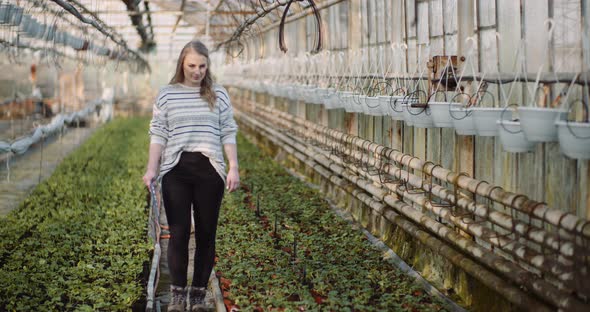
left=182, top=49, right=208, bottom=87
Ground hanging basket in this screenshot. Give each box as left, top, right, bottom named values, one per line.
left=386, top=95, right=406, bottom=121
left=428, top=89, right=460, bottom=128
left=449, top=93, right=475, bottom=135
left=9, top=5, right=23, bottom=27
left=0, top=3, right=12, bottom=24
left=429, top=102, right=461, bottom=128
left=497, top=120, right=536, bottom=152
left=365, top=96, right=383, bottom=116
left=555, top=99, right=590, bottom=159
left=519, top=107, right=566, bottom=142
left=342, top=92, right=355, bottom=112
left=496, top=105, right=536, bottom=153
left=472, top=108, right=504, bottom=136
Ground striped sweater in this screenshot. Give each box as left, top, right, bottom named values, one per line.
left=149, top=83, right=238, bottom=182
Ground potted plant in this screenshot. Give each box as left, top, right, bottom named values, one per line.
left=556, top=99, right=590, bottom=159
left=497, top=104, right=536, bottom=153
left=519, top=83, right=568, bottom=142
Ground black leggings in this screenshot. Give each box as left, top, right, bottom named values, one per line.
left=162, top=152, right=225, bottom=288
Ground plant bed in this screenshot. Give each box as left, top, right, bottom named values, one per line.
left=215, top=134, right=449, bottom=311
left=0, top=118, right=152, bottom=311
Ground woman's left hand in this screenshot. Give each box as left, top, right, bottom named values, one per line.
left=226, top=167, right=240, bottom=192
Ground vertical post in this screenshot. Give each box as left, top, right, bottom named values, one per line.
left=456, top=0, right=474, bottom=177
left=347, top=0, right=362, bottom=136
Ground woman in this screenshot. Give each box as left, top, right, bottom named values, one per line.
left=143, top=40, right=239, bottom=312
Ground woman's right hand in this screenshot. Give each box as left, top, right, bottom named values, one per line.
left=143, top=169, right=157, bottom=189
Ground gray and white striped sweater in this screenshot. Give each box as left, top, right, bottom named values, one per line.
left=148, top=83, right=238, bottom=182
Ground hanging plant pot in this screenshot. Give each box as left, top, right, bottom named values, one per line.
left=518, top=107, right=566, bottom=142
left=19, top=14, right=31, bottom=33
left=357, top=95, right=369, bottom=114
left=342, top=92, right=355, bottom=112
left=314, top=88, right=328, bottom=105
left=286, top=85, right=297, bottom=101
left=345, top=93, right=362, bottom=113
left=377, top=96, right=391, bottom=116
left=556, top=121, right=590, bottom=159
left=30, top=20, right=41, bottom=38
left=305, top=87, right=318, bottom=104
left=401, top=103, right=414, bottom=126
left=386, top=96, right=406, bottom=121
left=497, top=119, right=536, bottom=153
left=365, top=96, right=383, bottom=116
left=9, top=6, right=23, bottom=27
left=45, top=25, right=55, bottom=41
left=322, top=88, right=336, bottom=109
left=0, top=3, right=12, bottom=24
left=429, top=102, right=461, bottom=128
left=35, top=24, right=46, bottom=40
left=408, top=103, right=434, bottom=128
left=555, top=99, right=590, bottom=159
left=471, top=107, right=504, bottom=136
left=451, top=107, right=476, bottom=135
left=333, top=91, right=348, bottom=110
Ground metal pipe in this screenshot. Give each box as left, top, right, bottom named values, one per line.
left=254, top=104, right=590, bottom=241
left=253, top=105, right=578, bottom=258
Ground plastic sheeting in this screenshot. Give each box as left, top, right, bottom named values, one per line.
left=0, top=99, right=104, bottom=155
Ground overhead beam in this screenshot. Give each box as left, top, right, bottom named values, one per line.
left=110, top=25, right=197, bottom=29
left=89, top=10, right=256, bottom=16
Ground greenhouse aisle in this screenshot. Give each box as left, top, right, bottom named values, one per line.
left=0, top=127, right=96, bottom=216
left=2, top=0, right=589, bottom=311
left=155, top=211, right=223, bottom=311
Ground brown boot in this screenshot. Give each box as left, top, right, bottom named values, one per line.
left=187, top=286, right=213, bottom=312
left=168, top=285, right=187, bottom=312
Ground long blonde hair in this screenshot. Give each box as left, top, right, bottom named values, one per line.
left=169, top=40, right=216, bottom=110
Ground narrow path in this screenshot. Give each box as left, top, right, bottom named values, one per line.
left=155, top=211, right=224, bottom=311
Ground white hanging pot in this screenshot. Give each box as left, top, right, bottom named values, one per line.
left=334, top=91, right=348, bottom=109
left=555, top=99, right=590, bottom=159
left=357, top=95, right=369, bottom=114
left=0, top=4, right=12, bottom=24
left=286, top=85, right=297, bottom=101
left=556, top=121, right=590, bottom=159
left=45, top=25, right=55, bottom=41
left=19, top=14, right=30, bottom=33
left=429, top=102, right=461, bottom=128
left=281, top=85, right=293, bottom=98
left=471, top=107, right=504, bottom=136
left=497, top=119, right=536, bottom=153
left=401, top=103, right=414, bottom=126
left=408, top=104, right=434, bottom=128
left=451, top=107, right=476, bottom=135
left=27, top=20, right=39, bottom=38
left=35, top=24, right=46, bottom=39
left=518, top=107, right=567, bottom=142
left=322, top=88, right=336, bottom=109
left=342, top=91, right=356, bottom=113
left=386, top=96, right=406, bottom=121
left=306, top=87, right=319, bottom=104
left=377, top=96, right=391, bottom=116
left=9, top=6, right=23, bottom=27
left=315, top=88, right=328, bottom=105
left=365, top=96, right=382, bottom=116
left=323, top=92, right=337, bottom=109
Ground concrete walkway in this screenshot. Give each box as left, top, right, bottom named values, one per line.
left=0, top=126, right=96, bottom=216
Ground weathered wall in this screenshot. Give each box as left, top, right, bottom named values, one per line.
left=233, top=0, right=589, bottom=221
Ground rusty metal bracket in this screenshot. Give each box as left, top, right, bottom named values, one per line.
left=460, top=180, right=489, bottom=225
left=398, top=155, right=425, bottom=195
left=448, top=172, right=472, bottom=220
